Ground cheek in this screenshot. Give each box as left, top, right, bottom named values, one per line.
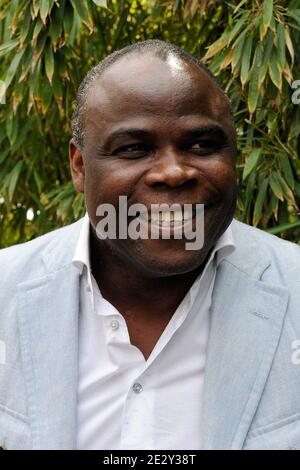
left=83, top=159, right=140, bottom=207
left=200, top=158, right=236, bottom=199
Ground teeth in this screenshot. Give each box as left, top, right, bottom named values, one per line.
left=137, top=208, right=194, bottom=226
left=153, top=210, right=185, bottom=226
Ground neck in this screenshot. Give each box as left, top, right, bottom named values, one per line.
left=89, top=234, right=206, bottom=321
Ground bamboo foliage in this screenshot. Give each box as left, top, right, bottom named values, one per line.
left=0, top=0, right=299, bottom=247
left=201, top=0, right=300, bottom=237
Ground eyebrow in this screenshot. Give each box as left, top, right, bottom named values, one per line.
left=104, top=129, right=152, bottom=148
left=104, top=124, right=228, bottom=148
left=183, top=125, right=228, bottom=142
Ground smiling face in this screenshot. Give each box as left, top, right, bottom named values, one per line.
left=70, top=52, right=237, bottom=277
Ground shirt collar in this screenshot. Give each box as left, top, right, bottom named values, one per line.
left=188, top=222, right=235, bottom=306
left=72, top=212, right=91, bottom=275
left=72, top=212, right=236, bottom=277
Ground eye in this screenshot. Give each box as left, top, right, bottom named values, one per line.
left=190, top=140, right=225, bottom=155
left=191, top=140, right=214, bottom=150
left=114, top=143, right=150, bottom=159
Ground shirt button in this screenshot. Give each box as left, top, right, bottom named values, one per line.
left=132, top=383, right=143, bottom=394
left=110, top=319, right=119, bottom=330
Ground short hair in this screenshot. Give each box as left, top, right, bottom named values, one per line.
left=71, top=39, right=233, bottom=150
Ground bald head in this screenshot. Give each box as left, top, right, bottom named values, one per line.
left=71, top=39, right=235, bottom=151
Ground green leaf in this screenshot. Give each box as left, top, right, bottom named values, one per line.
left=45, top=43, right=54, bottom=83
left=220, top=48, right=234, bottom=71
left=0, top=124, right=6, bottom=146
left=270, top=191, right=279, bottom=220
left=286, top=7, right=300, bottom=27
left=248, top=44, right=264, bottom=114
left=258, top=30, right=273, bottom=89
left=279, top=154, right=294, bottom=189
left=33, top=17, right=44, bottom=41
left=29, top=60, right=41, bottom=99
left=52, top=72, right=63, bottom=102
left=240, top=35, right=252, bottom=87
left=266, top=110, right=277, bottom=135
left=69, top=0, right=93, bottom=30
left=68, top=9, right=82, bottom=45
left=227, top=11, right=250, bottom=45
left=268, top=49, right=282, bottom=91
left=245, top=171, right=256, bottom=215
left=11, top=116, right=36, bottom=151
left=40, top=0, right=50, bottom=24
left=231, top=37, right=245, bottom=76
left=253, top=177, right=268, bottom=226
left=20, top=5, right=31, bottom=43
left=32, top=33, right=47, bottom=67
left=232, top=17, right=260, bottom=50
left=113, top=5, right=130, bottom=49
left=260, top=0, right=273, bottom=39
left=33, top=169, right=42, bottom=193
left=40, top=78, right=53, bottom=112
left=5, top=50, right=25, bottom=89
left=276, top=173, right=297, bottom=207
left=63, top=3, right=74, bottom=39
left=50, top=4, right=64, bottom=45
left=289, top=108, right=300, bottom=141
left=31, top=0, right=40, bottom=19
left=8, top=161, right=24, bottom=202
left=267, top=220, right=300, bottom=235
left=0, top=149, right=9, bottom=165
left=284, top=26, right=294, bottom=64
left=276, top=23, right=286, bottom=72
left=269, top=173, right=284, bottom=201
left=19, top=45, right=33, bottom=81
left=263, top=0, right=273, bottom=29
left=295, top=182, right=300, bottom=199
left=6, top=108, right=14, bottom=145
left=203, top=33, right=230, bottom=60
left=243, top=148, right=262, bottom=180
left=0, top=39, right=19, bottom=58
left=208, top=49, right=229, bottom=75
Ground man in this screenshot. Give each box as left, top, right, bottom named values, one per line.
left=0, top=40, right=300, bottom=450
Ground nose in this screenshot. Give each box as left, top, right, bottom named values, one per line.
left=144, top=149, right=199, bottom=189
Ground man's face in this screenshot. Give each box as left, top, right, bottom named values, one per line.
left=70, top=53, right=237, bottom=277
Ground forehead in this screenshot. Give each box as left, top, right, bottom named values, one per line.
left=85, top=53, right=231, bottom=134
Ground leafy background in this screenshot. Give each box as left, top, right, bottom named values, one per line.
left=0, top=0, right=300, bottom=248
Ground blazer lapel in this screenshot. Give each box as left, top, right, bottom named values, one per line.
left=17, top=220, right=83, bottom=450
left=202, top=233, right=289, bottom=449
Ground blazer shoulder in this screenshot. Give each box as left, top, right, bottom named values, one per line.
left=0, top=218, right=83, bottom=281
left=232, top=219, right=300, bottom=282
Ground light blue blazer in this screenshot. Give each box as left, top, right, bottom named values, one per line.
left=0, top=217, right=300, bottom=450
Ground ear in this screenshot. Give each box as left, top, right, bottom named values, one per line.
left=69, top=139, right=85, bottom=193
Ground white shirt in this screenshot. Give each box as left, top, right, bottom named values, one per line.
left=73, top=213, right=235, bottom=450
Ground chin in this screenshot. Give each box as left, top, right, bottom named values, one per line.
left=130, top=240, right=208, bottom=277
